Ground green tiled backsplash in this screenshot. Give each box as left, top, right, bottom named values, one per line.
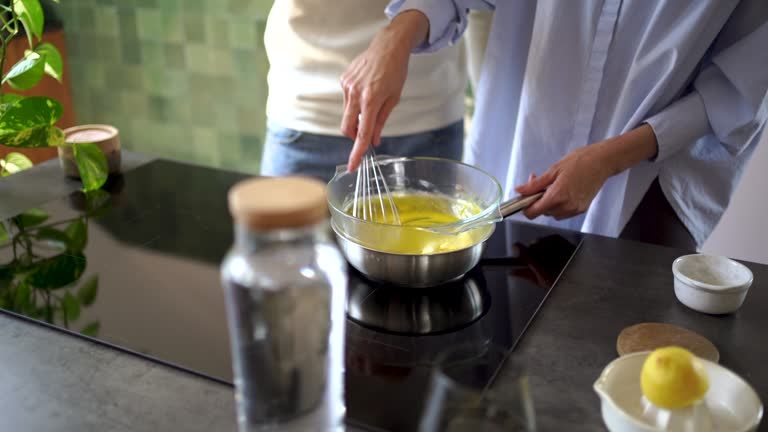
left=59, top=0, right=274, bottom=173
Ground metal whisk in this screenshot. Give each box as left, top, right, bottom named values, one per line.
left=352, top=144, right=401, bottom=225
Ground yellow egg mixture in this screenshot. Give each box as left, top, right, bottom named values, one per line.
left=344, top=193, right=493, bottom=254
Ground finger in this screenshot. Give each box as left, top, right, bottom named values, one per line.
left=528, top=173, right=537, bottom=183
left=550, top=204, right=584, bottom=221
left=516, top=169, right=556, bottom=195
left=347, top=104, right=380, bottom=172
left=347, top=136, right=368, bottom=173
left=372, top=97, right=398, bottom=146
left=340, top=97, right=361, bottom=140
left=340, top=67, right=360, bottom=110
left=523, top=188, right=560, bottom=219
left=340, top=73, right=362, bottom=139
left=547, top=204, right=573, bottom=221
left=531, top=199, right=579, bottom=221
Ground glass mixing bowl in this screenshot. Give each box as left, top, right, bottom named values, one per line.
left=326, top=157, right=503, bottom=255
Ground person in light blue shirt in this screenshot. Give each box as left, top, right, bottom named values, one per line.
left=340, top=1, right=768, bottom=250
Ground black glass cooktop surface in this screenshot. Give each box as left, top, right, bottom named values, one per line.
left=0, top=159, right=582, bottom=432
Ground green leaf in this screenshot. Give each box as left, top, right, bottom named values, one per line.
left=0, top=221, right=8, bottom=245
left=80, top=321, right=100, bottom=337
left=64, top=218, right=87, bottom=251
left=43, top=302, right=53, bottom=322
left=1, top=124, right=64, bottom=148
left=13, top=0, right=44, bottom=46
left=0, top=94, right=24, bottom=113
left=26, top=251, right=85, bottom=289
left=0, top=97, right=63, bottom=147
left=34, top=227, right=70, bottom=247
left=14, top=280, right=31, bottom=310
left=0, top=152, right=33, bottom=176
left=4, top=52, right=45, bottom=90
left=62, top=291, right=80, bottom=321
left=83, top=189, right=111, bottom=218
left=72, top=143, right=108, bottom=191
left=0, top=263, right=13, bottom=291
left=0, top=96, right=62, bottom=129
left=33, top=43, right=63, bottom=82
left=16, top=208, right=48, bottom=228
left=76, top=274, right=97, bottom=306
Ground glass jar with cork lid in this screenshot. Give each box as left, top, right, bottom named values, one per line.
left=221, top=176, right=347, bottom=431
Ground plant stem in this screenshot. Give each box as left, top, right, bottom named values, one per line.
left=0, top=12, right=16, bottom=99
left=45, top=291, right=53, bottom=322
left=11, top=229, right=17, bottom=258
left=0, top=33, right=6, bottom=99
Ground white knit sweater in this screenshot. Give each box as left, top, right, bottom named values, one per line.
left=264, top=0, right=467, bottom=136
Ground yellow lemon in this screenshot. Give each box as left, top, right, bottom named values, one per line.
left=640, top=346, right=709, bottom=409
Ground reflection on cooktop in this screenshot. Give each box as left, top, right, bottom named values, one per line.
left=347, top=267, right=491, bottom=335
left=0, top=159, right=582, bottom=432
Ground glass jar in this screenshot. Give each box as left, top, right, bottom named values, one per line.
left=221, top=177, right=347, bottom=431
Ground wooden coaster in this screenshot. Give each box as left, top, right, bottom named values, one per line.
left=617, top=322, right=719, bottom=363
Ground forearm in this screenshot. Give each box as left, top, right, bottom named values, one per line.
left=386, top=0, right=494, bottom=53
left=385, top=10, right=430, bottom=51
left=594, top=124, right=659, bottom=177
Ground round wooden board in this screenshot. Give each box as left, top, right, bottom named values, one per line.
left=616, top=322, right=719, bottom=363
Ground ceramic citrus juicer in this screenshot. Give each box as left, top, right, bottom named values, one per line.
left=594, top=346, right=763, bottom=432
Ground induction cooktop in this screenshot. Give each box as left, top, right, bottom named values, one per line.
left=0, top=159, right=582, bottom=431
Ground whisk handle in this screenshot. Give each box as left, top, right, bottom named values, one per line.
left=499, top=192, right=544, bottom=218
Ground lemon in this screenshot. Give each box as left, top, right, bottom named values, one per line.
left=640, top=346, right=709, bottom=409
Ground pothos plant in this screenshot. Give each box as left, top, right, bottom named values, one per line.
left=0, top=189, right=109, bottom=336
left=0, top=0, right=108, bottom=191
left=0, top=0, right=108, bottom=336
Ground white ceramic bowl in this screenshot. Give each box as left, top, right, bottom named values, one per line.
left=594, top=352, right=763, bottom=432
left=672, top=254, right=753, bottom=314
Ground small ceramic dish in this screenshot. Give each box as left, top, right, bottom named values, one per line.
left=58, top=124, right=121, bottom=178
left=594, top=351, right=763, bottom=432
left=672, top=254, right=753, bottom=314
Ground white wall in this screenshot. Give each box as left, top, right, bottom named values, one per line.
left=703, top=131, right=768, bottom=264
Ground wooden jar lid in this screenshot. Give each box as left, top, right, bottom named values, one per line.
left=228, top=176, right=328, bottom=230
left=617, top=322, right=719, bottom=363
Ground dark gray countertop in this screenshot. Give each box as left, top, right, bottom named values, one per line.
left=509, top=236, right=768, bottom=431
left=1, top=154, right=766, bottom=431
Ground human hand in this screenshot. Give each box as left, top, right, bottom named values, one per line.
left=340, top=11, right=429, bottom=172
left=514, top=145, right=612, bottom=220
left=514, top=124, right=659, bottom=220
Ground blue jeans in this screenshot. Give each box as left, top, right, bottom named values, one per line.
left=260, top=120, right=464, bottom=183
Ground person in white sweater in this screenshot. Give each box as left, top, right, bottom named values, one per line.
left=261, top=0, right=467, bottom=182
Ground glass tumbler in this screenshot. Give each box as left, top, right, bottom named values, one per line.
left=419, top=343, right=536, bottom=432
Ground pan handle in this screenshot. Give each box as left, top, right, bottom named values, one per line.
left=499, top=192, right=544, bottom=218
left=419, top=191, right=544, bottom=236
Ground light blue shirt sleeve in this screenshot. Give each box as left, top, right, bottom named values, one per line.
left=385, top=0, right=494, bottom=53
left=647, top=13, right=768, bottom=162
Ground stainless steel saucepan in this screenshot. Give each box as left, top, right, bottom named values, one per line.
left=327, top=157, right=543, bottom=287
